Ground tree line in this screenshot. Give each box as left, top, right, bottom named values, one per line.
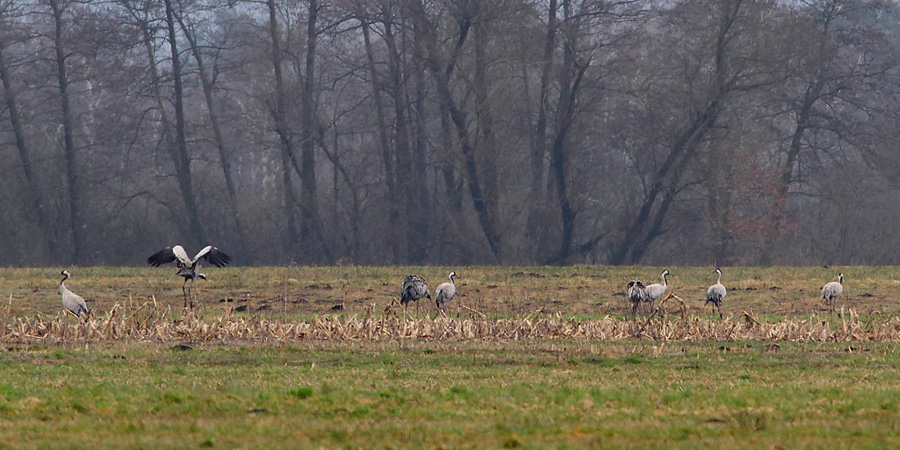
left=1, top=0, right=900, bottom=267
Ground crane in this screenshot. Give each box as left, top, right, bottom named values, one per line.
left=434, top=271, right=458, bottom=313
left=401, top=274, right=431, bottom=315
left=147, top=245, right=231, bottom=308
left=821, top=273, right=844, bottom=314
left=644, top=269, right=670, bottom=312
left=626, top=280, right=647, bottom=318
left=705, top=268, right=726, bottom=319
left=59, top=270, right=89, bottom=317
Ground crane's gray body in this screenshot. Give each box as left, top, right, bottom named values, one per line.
left=706, top=268, right=726, bottom=318
left=626, top=280, right=648, bottom=317
left=434, top=272, right=457, bottom=310
left=59, top=270, right=89, bottom=317
left=401, top=274, right=431, bottom=314
left=821, top=273, right=844, bottom=313
left=645, top=270, right=669, bottom=304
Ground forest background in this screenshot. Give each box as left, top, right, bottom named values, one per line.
left=1, top=0, right=898, bottom=267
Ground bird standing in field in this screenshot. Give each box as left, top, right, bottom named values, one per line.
left=147, top=245, right=231, bottom=308
left=434, top=271, right=458, bottom=313
left=626, top=280, right=647, bottom=318
left=644, top=269, right=670, bottom=312
left=59, top=270, right=89, bottom=317
left=400, top=274, right=431, bottom=315
left=705, top=268, right=726, bottom=319
left=821, top=273, right=844, bottom=314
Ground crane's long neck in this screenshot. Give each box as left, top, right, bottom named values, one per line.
left=662, top=273, right=668, bottom=286
left=60, top=274, right=69, bottom=287
left=717, top=272, right=722, bottom=285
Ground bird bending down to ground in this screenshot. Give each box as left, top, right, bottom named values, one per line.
left=626, top=280, right=647, bottom=318
left=644, top=269, right=670, bottom=312
left=401, top=274, right=431, bottom=315
left=821, top=273, right=844, bottom=314
left=434, top=271, right=458, bottom=313
left=705, top=268, right=726, bottom=319
left=59, top=270, right=89, bottom=317
left=147, top=245, right=231, bottom=308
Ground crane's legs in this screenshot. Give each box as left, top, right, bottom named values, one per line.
left=188, top=278, right=195, bottom=309
left=182, top=278, right=195, bottom=309
left=182, top=278, right=189, bottom=308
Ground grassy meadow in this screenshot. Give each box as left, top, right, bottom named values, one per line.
left=2, top=265, right=900, bottom=448
left=1, top=341, right=899, bottom=449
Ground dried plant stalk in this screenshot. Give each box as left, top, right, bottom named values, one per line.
left=1, top=300, right=898, bottom=344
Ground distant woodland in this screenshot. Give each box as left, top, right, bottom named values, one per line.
left=2, top=0, right=900, bottom=266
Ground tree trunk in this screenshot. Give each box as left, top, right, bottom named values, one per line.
left=418, top=8, right=502, bottom=260
left=360, top=19, right=400, bottom=264
left=528, top=0, right=557, bottom=260
left=163, top=0, right=205, bottom=247
left=48, top=0, right=83, bottom=263
left=299, top=0, right=323, bottom=262
left=383, top=14, right=424, bottom=263
left=609, top=0, right=740, bottom=264
left=176, top=12, right=251, bottom=261
left=547, top=3, right=588, bottom=264
left=473, top=20, right=501, bottom=259
left=411, top=14, right=431, bottom=261
left=760, top=69, right=827, bottom=264
left=128, top=5, right=183, bottom=226
left=267, top=0, right=301, bottom=258
left=0, top=37, right=54, bottom=262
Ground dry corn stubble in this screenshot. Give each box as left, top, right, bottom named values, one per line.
left=4, top=298, right=899, bottom=344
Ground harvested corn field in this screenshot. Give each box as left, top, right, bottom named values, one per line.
left=4, top=301, right=900, bottom=343
left=2, top=264, right=900, bottom=343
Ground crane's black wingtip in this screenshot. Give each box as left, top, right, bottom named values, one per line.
left=207, top=248, right=232, bottom=268
left=147, top=247, right=177, bottom=267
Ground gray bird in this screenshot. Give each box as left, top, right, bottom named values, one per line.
left=705, top=268, right=726, bottom=319
left=59, top=270, right=89, bottom=317
left=434, top=271, right=458, bottom=312
left=401, top=274, right=431, bottom=315
left=626, top=280, right=647, bottom=318
left=821, top=273, right=844, bottom=313
left=147, top=245, right=231, bottom=308
left=644, top=269, right=670, bottom=310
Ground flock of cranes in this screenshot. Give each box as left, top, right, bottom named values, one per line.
left=50, top=243, right=846, bottom=319
left=626, top=269, right=845, bottom=318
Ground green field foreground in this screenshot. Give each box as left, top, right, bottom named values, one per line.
left=0, top=341, right=898, bottom=449
left=3, top=266, right=900, bottom=448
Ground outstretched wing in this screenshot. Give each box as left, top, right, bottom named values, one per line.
left=147, top=246, right=184, bottom=267
left=193, top=245, right=231, bottom=267
left=147, top=245, right=192, bottom=267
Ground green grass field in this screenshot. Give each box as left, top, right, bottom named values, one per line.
left=2, top=266, right=900, bottom=448
left=1, top=342, right=898, bottom=449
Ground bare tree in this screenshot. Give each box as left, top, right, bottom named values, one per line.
left=0, top=3, right=55, bottom=262
left=174, top=3, right=251, bottom=260
left=47, top=0, right=85, bottom=262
